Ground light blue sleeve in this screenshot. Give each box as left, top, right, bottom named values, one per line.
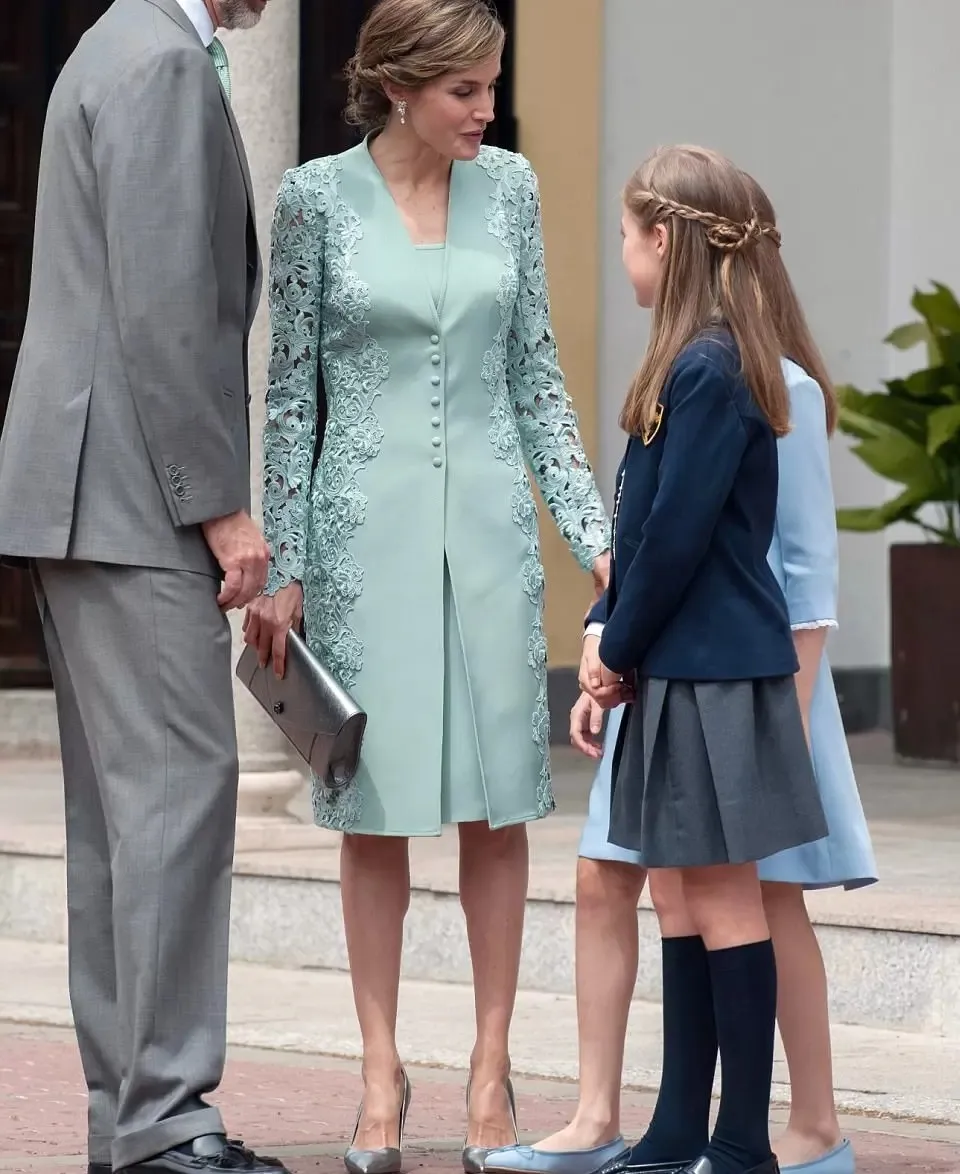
left=505, top=158, right=611, bottom=571
left=775, top=364, right=839, bottom=628
left=261, top=169, right=322, bottom=594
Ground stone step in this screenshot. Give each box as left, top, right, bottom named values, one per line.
left=2, top=937, right=959, bottom=1127
left=4, top=747, right=959, bottom=1041
left=2, top=823, right=959, bottom=1040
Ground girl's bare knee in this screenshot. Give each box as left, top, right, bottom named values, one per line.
left=649, top=867, right=698, bottom=937
left=681, top=864, right=768, bottom=949
left=577, top=856, right=646, bottom=912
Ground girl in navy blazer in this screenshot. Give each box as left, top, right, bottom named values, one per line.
left=583, top=147, right=828, bottom=1174
left=485, top=171, right=869, bottom=1174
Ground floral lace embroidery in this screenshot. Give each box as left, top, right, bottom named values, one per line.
left=477, top=148, right=611, bottom=818
left=264, top=149, right=610, bottom=831
left=262, top=158, right=388, bottom=832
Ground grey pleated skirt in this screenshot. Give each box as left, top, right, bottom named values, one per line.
left=609, top=676, right=828, bottom=868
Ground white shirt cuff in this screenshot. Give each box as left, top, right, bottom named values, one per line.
left=583, top=622, right=605, bottom=640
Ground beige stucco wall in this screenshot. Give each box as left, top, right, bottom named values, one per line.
left=514, top=0, right=605, bottom=668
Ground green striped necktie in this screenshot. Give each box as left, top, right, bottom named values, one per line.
left=207, top=37, right=231, bottom=102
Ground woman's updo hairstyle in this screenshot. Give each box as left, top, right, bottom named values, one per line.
left=345, top=0, right=505, bottom=133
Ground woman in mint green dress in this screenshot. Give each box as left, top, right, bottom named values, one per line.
left=243, top=0, right=610, bottom=1168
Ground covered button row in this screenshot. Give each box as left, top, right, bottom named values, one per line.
left=430, top=337, right=442, bottom=465
left=431, top=377, right=443, bottom=466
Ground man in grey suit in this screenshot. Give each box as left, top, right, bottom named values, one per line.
left=0, top=1, right=291, bottom=1171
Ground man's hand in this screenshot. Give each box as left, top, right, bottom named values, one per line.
left=570, top=692, right=604, bottom=759
left=201, top=510, right=270, bottom=610
left=243, top=582, right=304, bottom=678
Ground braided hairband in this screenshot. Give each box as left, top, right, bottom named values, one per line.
left=636, top=189, right=782, bottom=251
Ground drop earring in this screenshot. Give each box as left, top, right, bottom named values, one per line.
left=397, top=99, right=407, bottom=125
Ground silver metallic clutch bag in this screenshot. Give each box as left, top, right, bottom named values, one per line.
left=236, top=630, right=366, bottom=789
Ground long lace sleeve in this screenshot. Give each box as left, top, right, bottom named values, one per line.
left=505, top=159, right=611, bottom=570
left=262, top=170, right=322, bottom=594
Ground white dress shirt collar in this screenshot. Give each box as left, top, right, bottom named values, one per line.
left=173, top=0, right=217, bottom=48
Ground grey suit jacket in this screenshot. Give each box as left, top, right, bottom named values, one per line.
left=0, top=0, right=262, bottom=575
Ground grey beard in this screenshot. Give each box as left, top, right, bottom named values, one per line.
left=217, top=0, right=262, bottom=30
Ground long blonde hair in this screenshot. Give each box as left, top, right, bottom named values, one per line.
left=739, top=170, right=837, bottom=434
left=621, top=145, right=790, bottom=438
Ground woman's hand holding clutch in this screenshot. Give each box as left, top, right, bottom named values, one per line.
left=242, top=581, right=304, bottom=679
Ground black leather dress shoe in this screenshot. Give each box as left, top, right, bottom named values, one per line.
left=599, top=1158, right=686, bottom=1174
left=597, top=1143, right=688, bottom=1174
left=121, top=1133, right=290, bottom=1173
left=679, top=1157, right=779, bottom=1174
left=608, top=1165, right=685, bottom=1174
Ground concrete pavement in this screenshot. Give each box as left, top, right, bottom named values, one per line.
left=1, top=1023, right=959, bottom=1174
left=2, top=940, right=960, bottom=1144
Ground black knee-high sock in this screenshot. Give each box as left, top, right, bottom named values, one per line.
left=626, top=935, right=718, bottom=1164
left=704, top=939, right=778, bottom=1173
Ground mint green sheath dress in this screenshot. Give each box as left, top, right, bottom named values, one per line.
left=261, top=140, right=610, bottom=836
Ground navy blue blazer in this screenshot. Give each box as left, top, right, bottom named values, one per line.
left=589, top=332, right=799, bottom=681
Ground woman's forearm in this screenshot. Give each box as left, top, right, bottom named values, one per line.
left=793, top=626, right=828, bottom=733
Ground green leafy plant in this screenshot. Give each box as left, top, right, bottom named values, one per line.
left=836, top=282, right=960, bottom=544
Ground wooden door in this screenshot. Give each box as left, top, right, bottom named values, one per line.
left=300, top=0, right=518, bottom=164
left=0, top=0, right=112, bottom=687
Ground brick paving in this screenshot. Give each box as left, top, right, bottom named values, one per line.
left=0, top=1030, right=957, bottom=1173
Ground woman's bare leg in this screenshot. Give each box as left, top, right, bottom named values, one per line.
left=535, top=858, right=647, bottom=1150
left=762, top=881, right=842, bottom=1166
left=459, top=820, right=529, bottom=1148
left=341, top=833, right=410, bottom=1149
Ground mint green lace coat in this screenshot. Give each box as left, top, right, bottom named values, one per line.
left=262, top=139, right=610, bottom=834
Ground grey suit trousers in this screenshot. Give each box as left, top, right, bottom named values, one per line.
left=35, top=560, right=239, bottom=1168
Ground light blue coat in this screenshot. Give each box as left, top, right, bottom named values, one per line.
left=262, top=140, right=610, bottom=835
left=580, top=359, right=878, bottom=889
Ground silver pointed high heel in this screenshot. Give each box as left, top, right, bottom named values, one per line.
left=462, top=1075, right=518, bottom=1174
left=344, top=1067, right=412, bottom=1174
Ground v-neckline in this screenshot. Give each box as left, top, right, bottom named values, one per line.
left=362, top=134, right=455, bottom=324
